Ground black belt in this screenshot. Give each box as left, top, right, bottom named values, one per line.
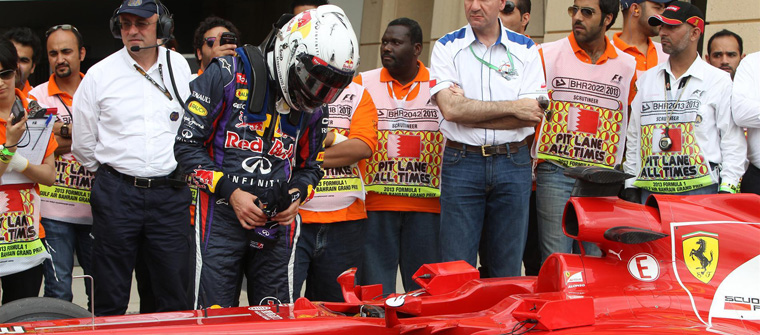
left=101, top=164, right=177, bottom=188
left=445, top=135, right=533, bottom=156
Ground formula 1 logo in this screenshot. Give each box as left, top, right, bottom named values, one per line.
left=683, top=231, right=718, bottom=283
left=242, top=156, right=272, bottom=175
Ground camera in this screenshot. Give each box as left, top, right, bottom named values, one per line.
left=220, top=32, right=237, bottom=46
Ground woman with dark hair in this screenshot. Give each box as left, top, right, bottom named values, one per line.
left=0, top=37, right=57, bottom=304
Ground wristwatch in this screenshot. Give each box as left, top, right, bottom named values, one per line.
left=60, top=122, right=71, bottom=139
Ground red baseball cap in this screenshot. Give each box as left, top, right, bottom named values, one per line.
left=648, top=1, right=705, bottom=34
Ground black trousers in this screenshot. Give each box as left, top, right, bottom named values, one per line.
left=90, top=168, right=192, bottom=316
left=1, top=264, right=43, bottom=304
left=741, top=163, right=760, bottom=195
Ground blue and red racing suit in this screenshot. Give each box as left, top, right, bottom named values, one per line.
left=174, top=51, right=327, bottom=308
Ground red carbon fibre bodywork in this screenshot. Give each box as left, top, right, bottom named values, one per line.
left=2, top=194, right=759, bottom=334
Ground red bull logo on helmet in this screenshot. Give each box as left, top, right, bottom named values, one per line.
left=290, top=10, right=313, bottom=38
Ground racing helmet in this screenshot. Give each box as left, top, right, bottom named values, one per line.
left=269, top=5, right=359, bottom=112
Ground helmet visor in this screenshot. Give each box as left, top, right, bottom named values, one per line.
left=288, top=53, right=354, bottom=110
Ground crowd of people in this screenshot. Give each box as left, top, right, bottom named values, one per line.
left=0, top=0, right=757, bottom=318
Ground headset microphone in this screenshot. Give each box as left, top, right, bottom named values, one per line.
left=130, top=38, right=169, bottom=52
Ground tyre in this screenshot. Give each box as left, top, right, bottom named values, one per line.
left=0, top=297, right=91, bottom=323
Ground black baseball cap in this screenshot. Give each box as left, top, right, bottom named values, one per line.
left=648, top=1, right=705, bottom=34
left=116, top=0, right=163, bottom=19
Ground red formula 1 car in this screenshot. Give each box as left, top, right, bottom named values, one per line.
left=0, top=167, right=758, bottom=334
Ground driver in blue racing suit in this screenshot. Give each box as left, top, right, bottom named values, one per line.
left=174, top=6, right=360, bottom=308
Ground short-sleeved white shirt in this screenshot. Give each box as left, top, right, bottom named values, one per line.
left=430, top=23, right=545, bottom=145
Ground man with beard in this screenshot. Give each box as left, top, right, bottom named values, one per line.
left=430, top=0, right=545, bottom=278
left=623, top=2, right=746, bottom=202
left=3, top=28, right=41, bottom=95
left=614, top=0, right=671, bottom=77
left=191, top=16, right=239, bottom=78
left=533, top=0, right=636, bottom=262
left=705, top=29, right=744, bottom=80
left=29, top=25, right=94, bottom=304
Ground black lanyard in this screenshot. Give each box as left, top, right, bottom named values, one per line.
left=134, top=64, right=173, bottom=101
left=663, top=74, right=690, bottom=99
left=55, top=95, right=73, bottom=123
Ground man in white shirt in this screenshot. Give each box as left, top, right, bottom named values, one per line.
left=430, top=0, right=545, bottom=278
left=730, top=51, right=760, bottom=195
left=72, top=0, right=192, bottom=316
left=623, top=1, right=746, bottom=202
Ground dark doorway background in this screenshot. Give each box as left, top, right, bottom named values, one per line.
left=0, top=0, right=291, bottom=87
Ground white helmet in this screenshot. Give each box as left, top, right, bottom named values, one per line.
left=269, top=5, right=359, bottom=112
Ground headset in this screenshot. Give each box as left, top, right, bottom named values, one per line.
left=109, top=0, right=174, bottom=40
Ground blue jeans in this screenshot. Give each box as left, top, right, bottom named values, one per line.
left=293, top=220, right=364, bottom=302
left=439, top=144, right=531, bottom=278
left=360, top=211, right=440, bottom=296
left=535, top=163, right=600, bottom=262
left=641, top=184, right=718, bottom=203
left=41, top=218, right=93, bottom=303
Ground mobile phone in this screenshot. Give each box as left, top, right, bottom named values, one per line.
left=220, top=32, right=238, bottom=46
left=11, top=99, right=25, bottom=125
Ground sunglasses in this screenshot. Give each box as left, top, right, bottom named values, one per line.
left=502, top=1, right=516, bottom=14
left=204, top=37, right=217, bottom=48
left=568, top=5, right=596, bottom=18
left=46, top=24, right=80, bottom=38
left=0, top=69, right=15, bottom=81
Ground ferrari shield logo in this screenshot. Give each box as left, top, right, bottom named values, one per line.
left=682, top=231, right=719, bottom=284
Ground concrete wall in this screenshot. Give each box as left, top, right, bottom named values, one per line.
left=703, top=0, right=760, bottom=57
left=359, top=0, right=438, bottom=72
